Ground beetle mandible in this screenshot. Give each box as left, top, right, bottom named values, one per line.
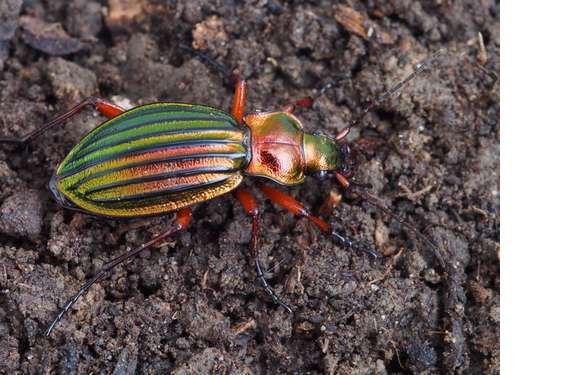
left=0, top=50, right=441, bottom=336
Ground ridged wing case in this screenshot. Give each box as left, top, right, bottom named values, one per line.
left=53, top=103, right=248, bottom=218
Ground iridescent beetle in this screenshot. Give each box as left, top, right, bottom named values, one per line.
left=0, top=51, right=440, bottom=336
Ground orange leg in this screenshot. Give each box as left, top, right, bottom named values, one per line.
left=230, top=76, right=247, bottom=125
left=233, top=188, right=292, bottom=313
left=281, top=97, right=314, bottom=114
left=334, top=172, right=351, bottom=189
left=95, top=99, right=126, bottom=119
left=281, top=77, right=347, bottom=113
left=45, top=208, right=192, bottom=336
left=258, top=184, right=379, bottom=258
left=0, top=97, right=125, bottom=144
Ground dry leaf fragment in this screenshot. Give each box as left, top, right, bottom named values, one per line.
left=334, top=4, right=368, bottom=39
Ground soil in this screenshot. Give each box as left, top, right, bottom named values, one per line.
left=0, top=1, right=499, bottom=374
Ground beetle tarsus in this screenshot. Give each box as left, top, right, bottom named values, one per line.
left=331, top=230, right=380, bottom=258
left=255, top=258, right=293, bottom=314
left=45, top=271, right=105, bottom=336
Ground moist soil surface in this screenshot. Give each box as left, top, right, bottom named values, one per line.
left=0, top=1, right=499, bottom=374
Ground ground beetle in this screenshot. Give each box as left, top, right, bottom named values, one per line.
left=0, top=50, right=442, bottom=336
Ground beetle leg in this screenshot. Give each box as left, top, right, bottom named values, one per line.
left=281, top=77, right=348, bottom=113
left=281, top=97, right=314, bottom=114
left=233, top=188, right=293, bottom=313
left=231, top=76, right=247, bottom=126
left=0, top=97, right=124, bottom=145
left=95, top=99, right=126, bottom=119
left=258, top=184, right=379, bottom=258
left=45, top=208, right=192, bottom=337
left=334, top=172, right=351, bottom=189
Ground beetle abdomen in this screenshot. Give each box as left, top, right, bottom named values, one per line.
left=54, top=103, right=248, bottom=218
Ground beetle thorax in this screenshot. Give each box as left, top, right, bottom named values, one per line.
left=244, top=111, right=339, bottom=185
left=244, top=111, right=305, bottom=185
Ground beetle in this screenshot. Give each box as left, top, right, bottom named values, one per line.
left=0, top=51, right=441, bottom=336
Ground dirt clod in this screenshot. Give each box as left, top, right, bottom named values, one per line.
left=0, top=160, right=24, bottom=200
left=46, top=57, right=97, bottom=101
left=0, top=0, right=22, bottom=70
left=0, top=189, right=43, bottom=238
left=0, top=335, right=19, bottom=372
left=65, top=0, right=103, bottom=39
left=0, top=0, right=22, bottom=41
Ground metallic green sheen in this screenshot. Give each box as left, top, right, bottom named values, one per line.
left=52, top=103, right=248, bottom=218
left=303, top=133, right=340, bottom=173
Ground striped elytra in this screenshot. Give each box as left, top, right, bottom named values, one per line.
left=53, top=103, right=249, bottom=218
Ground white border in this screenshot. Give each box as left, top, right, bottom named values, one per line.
left=503, top=2, right=562, bottom=373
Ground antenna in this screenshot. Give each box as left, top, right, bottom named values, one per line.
left=335, top=49, right=445, bottom=142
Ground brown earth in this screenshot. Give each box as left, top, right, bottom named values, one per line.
left=0, top=0, right=499, bottom=373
